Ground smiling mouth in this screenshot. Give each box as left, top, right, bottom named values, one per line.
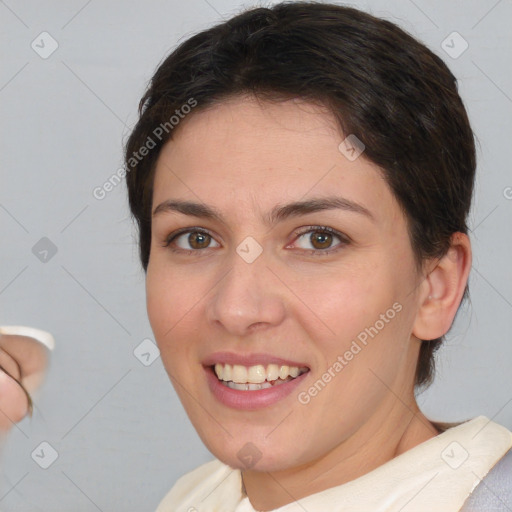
left=211, top=362, right=309, bottom=391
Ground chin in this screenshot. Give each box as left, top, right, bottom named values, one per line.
left=204, top=434, right=305, bottom=472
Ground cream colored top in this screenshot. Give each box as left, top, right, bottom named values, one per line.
left=156, top=416, right=512, bottom=512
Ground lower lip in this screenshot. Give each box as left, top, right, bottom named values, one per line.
left=204, top=366, right=309, bottom=411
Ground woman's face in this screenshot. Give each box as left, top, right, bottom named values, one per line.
left=146, top=95, right=426, bottom=472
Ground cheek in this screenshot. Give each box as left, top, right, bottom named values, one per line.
left=146, top=257, right=187, bottom=329
left=145, top=261, right=205, bottom=365
left=293, top=263, right=411, bottom=385
left=292, top=263, right=391, bottom=340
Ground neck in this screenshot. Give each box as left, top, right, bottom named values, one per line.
left=241, top=400, right=438, bottom=511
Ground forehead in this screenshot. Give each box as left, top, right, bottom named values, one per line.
left=152, top=95, right=401, bottom=229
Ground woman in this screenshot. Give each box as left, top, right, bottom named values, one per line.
left=124, top=2, right=511, bottom=510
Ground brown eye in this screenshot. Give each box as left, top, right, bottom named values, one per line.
left=187, top=232, right=211, bottom=249
left=309, top=231, right=333, bottom=250
left=164, top=229, right=220, bottom=252
left=292, top=226, right=349, bottom=255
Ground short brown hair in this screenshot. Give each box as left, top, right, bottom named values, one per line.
left=124, top=2, right=476, bottom=388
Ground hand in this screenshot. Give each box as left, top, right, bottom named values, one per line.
left=0, top=327, right=54, bottom=434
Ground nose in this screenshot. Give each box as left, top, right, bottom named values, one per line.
left=205, top=247, right=287, bottom=336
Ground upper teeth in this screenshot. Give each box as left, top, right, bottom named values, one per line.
left=214, top=363, right=307, bottom=384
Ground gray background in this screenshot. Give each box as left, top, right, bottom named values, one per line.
left=0, top=0, right=511, bottom=510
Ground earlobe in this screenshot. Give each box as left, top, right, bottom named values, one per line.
left=413, top=232, right=472, bottom=341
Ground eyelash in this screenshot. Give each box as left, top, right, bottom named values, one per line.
left=162, top=226, right=350, bottom=257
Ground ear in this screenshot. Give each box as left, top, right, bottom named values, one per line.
left=413, top=232, right=472, bottom=341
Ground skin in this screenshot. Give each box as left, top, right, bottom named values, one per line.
left=146, top=95, right=471, bottom=510
left=0, top=334, right=48, bottom=437
left=0, top=348, right=29, bottom=432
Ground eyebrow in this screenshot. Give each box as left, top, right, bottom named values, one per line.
left=153, top=196, right=374, bottom=226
